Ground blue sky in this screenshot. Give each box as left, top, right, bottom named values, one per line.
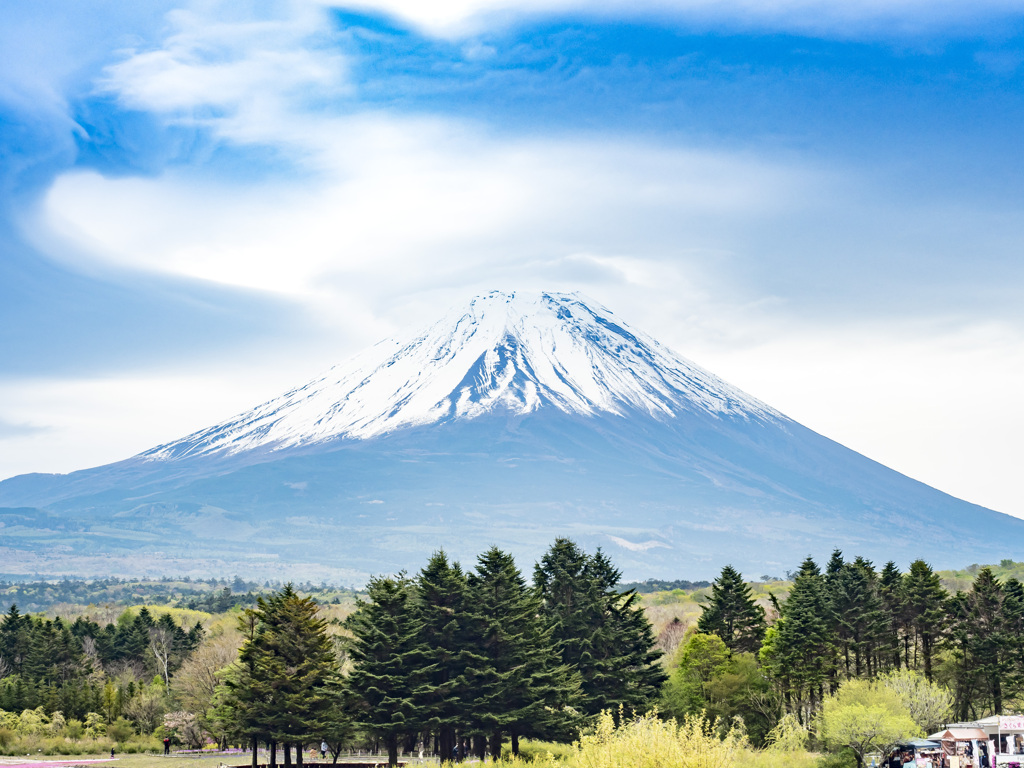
left=2, top=0, right=1024, bottom=520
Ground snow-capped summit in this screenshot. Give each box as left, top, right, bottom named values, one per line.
left=2, top=289, right=1022, bottom=581
left=144, top=290, right=780, bottom=459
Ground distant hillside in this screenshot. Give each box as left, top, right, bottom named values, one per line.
left=619, top=578, right=712, bottom=593
left=0, top=575, right=361, bottom=614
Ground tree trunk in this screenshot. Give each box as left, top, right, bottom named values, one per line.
left=251, top=738, right=258, bottom=768
left=284, top=742, right=291, bottom=768
left=473, top=735, right=486, bottom=761
left=511, top=731, right=520, bottom=757
left=923, top=631, right=933, bottom=681
left=270, top=740, right=277, bottom=768
left=386, top=735, right=398, bottom=768
left=489, top=731, right=502, bottom=761
left=296, top=743, right=303, bottom=767
left=440, top=727, right=454, bottom=763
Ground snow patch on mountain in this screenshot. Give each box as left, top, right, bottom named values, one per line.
left=143, top=291, right=782, bottom=460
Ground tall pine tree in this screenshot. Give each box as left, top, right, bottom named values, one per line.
left=697, top=565, right=766, bottom=654
left=903, top=560, right=946, bottom=680
left=465, top=547, right=579, bottom=758
left=346, top=575, right=423, bottom=767
left=762, top=556, right=837, bottom=722
left=218, top=586, right=344, bottom=768
left=414, top=551, right=474, bottom=760
left=534, top=539, right=664, bottom=719
left=947, top=568, right=1009, bottom=718
left=878, top=562, right=905, bottom=670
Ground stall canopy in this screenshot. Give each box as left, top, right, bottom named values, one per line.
left=928, top=730, right=988, bottom=742
left=900, top=740, right=942, bottom=750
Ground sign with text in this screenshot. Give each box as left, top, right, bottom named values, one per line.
left=999, top=717, right=1024, bottom=731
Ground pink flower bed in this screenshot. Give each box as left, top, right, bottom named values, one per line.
left=0, top=760, right=116, bottom=768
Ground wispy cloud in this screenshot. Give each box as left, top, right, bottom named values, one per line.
left=34, top=119, right=811, bottom=298
left=0, top=418, right=49, bottom=440
left=103, top=3, right=347, bottom=117
left=327, top=0, right=1024, bottom=38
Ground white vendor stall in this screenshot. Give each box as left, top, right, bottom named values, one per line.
left=932, top=717, right=1024, bottom=767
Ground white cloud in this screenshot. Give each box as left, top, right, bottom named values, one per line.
left=34, top=113, right=810, bottom=298
left=320, top=0, right=1024, bottom=38
left=9, top=0, right=1024, bottom=530
left=102, top=1, right=347, bottom=117
left=0, top=373, right=275, bottom=478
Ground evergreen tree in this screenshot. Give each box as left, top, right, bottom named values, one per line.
left=0, top=604, right=30, bottom=675
left=763, top=556, right=837, bottom=722
left=903, top=560, right=946, bottom=680
left=217, top=609, right=272, bottom=768
left=219, top=586, right=344, bottom=768
left=878, top=562, right=905, bottom=669
left=825, top=549, right=846, bottom=580
left=697, top=565, right=766, bottom=654
left=262, top=586, right=343, bottom=749
left=945, top=590, right=980, bottom=720
left=465, top=547, right=579, bottom=757
left=346, top=575, right=423, bottom=767
left=947, top=568, right=1010, bottom=717
left=830, top=559, right=887, bottom=678
left=534, top=539, right=664, bottom=719
left=1001, top=577, right=1024, bottom=703
left=414, top=551, right=474, bottom=760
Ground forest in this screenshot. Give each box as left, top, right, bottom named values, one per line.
left=1, top=547, right=1023, bottom=767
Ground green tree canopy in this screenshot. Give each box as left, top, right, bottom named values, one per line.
left=697, top=565, right=766, bottom=654
left=465, top=547, right=579, bottom=757
left=218, top=586, right=343, bottom=768
left=345, top=574, right=422, bottom=767
left=534, top=539, right=664, bottom=719
left=818, top=679, right=921, bottom=768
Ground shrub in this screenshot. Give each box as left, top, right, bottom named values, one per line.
left=84, top=712, right=106, bottom=738
left=818, top=748, right=858, bottom=768
left=107, top=717, right=135, bottom=744
left=18, top=708, right=48, bottom=735
left=479, top=710, right=821, bottom=768
left=502, top=739, right=574, bottom=762
left=571, top=710, right=748, bottom=768
left=49, top=712, right=67, bottom=737
left=0, top=734, right=117, bottom=757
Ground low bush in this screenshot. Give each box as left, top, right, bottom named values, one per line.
left=467, top=711, right=822, bottom=768
left=0, top=734, right=117, bottom=757
left=818, top=748, right=858, bottom=768
left=502, top=739, right=574, bottom=762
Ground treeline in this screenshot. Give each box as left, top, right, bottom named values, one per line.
left=0, top=577, right=356, bottom=614
left=217, top=539, right=665, bottom=767
left=619, top=578, right=712, bottom=593
left=6, top=547, right=1024, bottom=765
left=0, top=605, right=202, bottom=721
left=664, top=550, right=1024, bottom=742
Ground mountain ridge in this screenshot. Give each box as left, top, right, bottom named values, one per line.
left=1, top=289, right=1021, bottom=581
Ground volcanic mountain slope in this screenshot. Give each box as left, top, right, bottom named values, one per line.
left=1, top=290, right=1021, bottom=580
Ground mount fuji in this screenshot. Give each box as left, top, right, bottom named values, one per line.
left=1, top=290, right=1021, bottom=581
